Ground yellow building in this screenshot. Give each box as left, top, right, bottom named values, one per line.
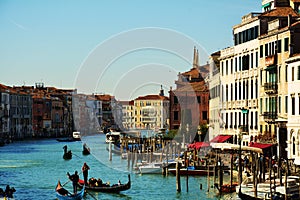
left=134, top=94, right=169, bottom=130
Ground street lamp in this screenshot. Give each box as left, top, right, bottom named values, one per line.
left=239, top=107, right=248, bottom=195
left=238, top=126, right=243, bottom=195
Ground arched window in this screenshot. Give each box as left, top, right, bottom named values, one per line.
left=293, top=136, right=296, bottom=156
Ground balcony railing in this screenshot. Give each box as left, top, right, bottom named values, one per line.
left=263, top=112, right=277, bottom=120
left=264, top=82, right=277, bottom=94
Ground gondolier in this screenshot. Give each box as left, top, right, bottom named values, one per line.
left=82, top=162, right=90, bottom=186
left=67, top=171, right=79, bottom=194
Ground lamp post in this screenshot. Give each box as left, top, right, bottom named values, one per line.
left=239, top=107, right=248, bottom=195
left=238, top=126, right=243, bottom=195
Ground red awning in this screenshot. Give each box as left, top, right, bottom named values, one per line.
left=210, top=135, right=232, bottom=143
left=188, top=142, right=210, bottom=149
left=249, top=142, right=273, bottom=149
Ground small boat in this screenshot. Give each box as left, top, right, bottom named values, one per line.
left=82, top=143, right=90, bottom=155
left=168, top=166, right=215, bottom=176
left=55, top=180, right=84, bottom=200
left=105, top=131, right=121, bottom=143
left=78, top=174, right=131, bottom=193
left=168, top=165, right=229, bottom=176
left=139, top=162, right=163, bottom=174
left=63, top=145, right=72, bottom=160
left=72, top=132, right=81, bottom=141
left=214, top=183, right=237, bottom=193
left=138, top=160, right=177, bottom=174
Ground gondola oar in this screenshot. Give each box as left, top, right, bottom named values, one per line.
left=86, top=190, right=97, bottom=200
left=72, top=152, right=81, bottom=158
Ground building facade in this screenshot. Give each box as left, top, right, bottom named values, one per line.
left=213, top=0, right=300, bottom=161
left=169, top=47, right=209, bottom=139
left=134, top=91, right=169, bottom=130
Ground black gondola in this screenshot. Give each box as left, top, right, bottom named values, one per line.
left=78, top=174, right=131, bottom=193
left=82, top=143, right=90, bottom=155
left=63, top=145, right=72, bottom=160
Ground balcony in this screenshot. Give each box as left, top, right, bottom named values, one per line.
left=263, top=112, right=277, bottom=121
left=142, top=117, right=156, bottom=123
left=264, top=82, right=278, bottom=94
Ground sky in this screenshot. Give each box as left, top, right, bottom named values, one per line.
left=0, top=0, right=261, bottom=100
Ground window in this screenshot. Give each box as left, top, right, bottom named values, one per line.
left=226, top=84, right=228, bottom=101
left=292, top=96, right=295, bottom=115
left=202, top=111, right=208, bottom=120
left=278, top=96, right=281, bottom=113
left=250, top=53, right=253, bottom=68
left=230, top=112, right=233, bottom=128
left=285, top=96, right=288, bottom=113
left=234, top=34, right=238, bottom=45
left=255, top=112, right=258, bottom=129
left=235, top=82, right=237, bottom=100
left=260, top=45, right=263, bottom=58
left=231, top=84, right=233, bottom=101
left=284, top=37, right=289, bottom=51
left=174, top=96, right=178, bottom=104
left=235, top=112, right=237, bottom=128
left=260, top=70, right=263, bottom=85
left=265, top=43, right=268, bottom=57
left=255, top=52, right=258, bottom=67
left=242, top=55, right=249, bottom=70
left=292, top=67, right=295, bottom=81
left=278, top=66, right=281, bottom=83
left=255, top=78, right=258, bottom=99
left=277, top=39, right=282, bottom=53
left=174, top=111, right=179, bottom=120
left=197, top=96, right=201, bottom=104
left=235, top=57, right=238, bottom=72
left=226, top=60, right=228, bottom=75
left=298, top=66, right=300, bottom=80
left=231, top=58, right=233, bottom=74
left=286, top=65, right=288, bottom=82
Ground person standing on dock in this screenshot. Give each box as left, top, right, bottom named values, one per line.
left=82, top=162, right=90, bottom=186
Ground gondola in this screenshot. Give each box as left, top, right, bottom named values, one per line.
left=214, top=183, right=237, bottom=194
left=55, top=180, right=84, bottom=200
left=63, top=145, right=72, bottom=160
left=82, top=143, right=90, bottom=155
left=78, top=174, right=130, bottom=193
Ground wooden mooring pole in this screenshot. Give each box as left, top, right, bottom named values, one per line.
left=109, top=141, right=112, bottom=161
left=176, top=161, right=181, bottom=192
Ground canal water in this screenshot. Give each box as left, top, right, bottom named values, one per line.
left=0, top=134, right=236, bottom=200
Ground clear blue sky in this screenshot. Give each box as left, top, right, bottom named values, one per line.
left=0, top=0, right=261, bottom=100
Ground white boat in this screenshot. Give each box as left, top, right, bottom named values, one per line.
left=138, top=160, right=177, bottom=174
left=72, top=131, right=81, bottom=141
left=139, top=162, right=164, bottom=174
left=105, top=131, right=121, bottom=143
